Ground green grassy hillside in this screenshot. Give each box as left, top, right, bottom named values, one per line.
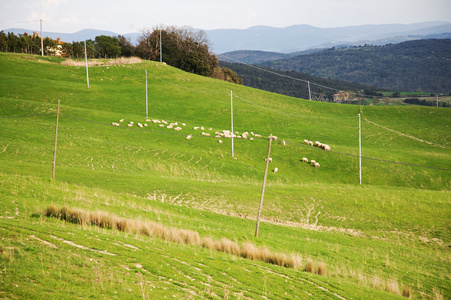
left=1, top=52, right=450, bottom=299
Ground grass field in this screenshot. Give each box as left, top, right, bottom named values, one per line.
left=0, top=52, right=450, bottom=299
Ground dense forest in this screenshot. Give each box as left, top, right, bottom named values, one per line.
left=260, top=39, right=451, bottom=93
left=219, top=61, right=383, bottom=102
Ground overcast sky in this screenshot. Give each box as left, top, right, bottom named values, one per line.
left=1, top=0, right=450, bottom=33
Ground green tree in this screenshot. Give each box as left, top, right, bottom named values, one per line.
left=137, top=25, right=218, bottom=77
left=95, top=35, right=121, bottom=58
left=0, top=31, right=7, bottom=52
left=118, top=35, right=135, bottom=57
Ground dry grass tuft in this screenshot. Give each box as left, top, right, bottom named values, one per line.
left=304, top=259, right=314, bottom=273
left=315, top=262, right=327, bottom=276
left=402, top=286, right=411, bottom=298
left=42, top=206, right=327, bottom=277
left=387, top=279, right=400, bottom=295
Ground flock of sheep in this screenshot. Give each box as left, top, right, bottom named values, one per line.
left=112, top=118, right=331, bottom=171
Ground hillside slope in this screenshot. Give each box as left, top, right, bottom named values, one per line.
left=0, top=53, right=450, bottom=299
left=261, top=39, right=451, bottom=92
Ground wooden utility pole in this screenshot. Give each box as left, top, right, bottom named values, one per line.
left=52, top=100, right=60, bottom=180
left=255, top=135, right=273, bottom=238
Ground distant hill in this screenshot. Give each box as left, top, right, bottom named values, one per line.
left=218, top=49, right=323, bottom=64
left=4, top=21, right=451, bottom=54
left=219, top=61, right=383, bottom=101
left=259, top=39, right=451, bottom=93
left=206, top=22, right=451, bottom=53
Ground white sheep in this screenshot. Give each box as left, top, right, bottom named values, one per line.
left=218, top=140, right=223, bottom=144
left=144, top=123, right=148, bottom=127
left=308, top=141, right=313, bottom=146
left=162, top=120, right=168, bottom=124
left=119, top=119, right=124, bottom=123
left=282, top=140, right=286, bottom=146
left=303, top=139, right=309, bottom=144
left=314, top=141, right=320, bottom=146
left=255, top=134, right=262, bottom=138
left=193, top=127, right=199, bottom=130
left=302, top=157, right=308, bottom=163
left=130, top=121, right=134, bottom=125
left=137, top=123, right=143, bottom=128
left=127, top=124, right=133, bottom=127
left=159, top=124, right=165, bottom=128
left=314, top=162, right=320, bottom=168
left=310, top=159, right=316, bottom=165
left=323, top=144, right=331, bottom=151
left=273, top=167, right=278, bottom=173
left=266, top=158, right=273, bottom=163
left=186, top=135, right=192, bottom=140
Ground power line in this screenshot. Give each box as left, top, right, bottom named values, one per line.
left=59, top=113, right=451, bottom=172
left=363, top=117, right=451, bottom=149
left=217, top=53, right=408, bottom=101
left=233, top=94, right=357, bottom=119
left=147, top=72, right=230, bottom=94
left=0, top=113, right=56, bottom=118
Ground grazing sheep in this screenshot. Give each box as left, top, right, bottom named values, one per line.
left=162, top=120, right=168, bottom=124
left=314, top=141, right=320, bottom=146
left=323, top=144, right=331, bottom=151
left=304, top=139, right=309, bottom=144
left=186, top=135, right=192, bottom=140
left=146, top=119, right=151, bottom=122
left=127, top=124, right=133, bottom=127
left=144, top=123, right=148, bottom=127
left=255, top=134, right=262, bottom=138
left=137, top=123, right=143, bottom=128
left=302, top=157, right=308, bottom=163
left=215, top=135, right=221, bottom=138
left=266, top=158, right=273, bottom=163
left=314, top=162, right=320, bottom=168
left=130, top=121, right=134, bottom=125
left=202, top=132, right=210, bottom=136
left=174, top=127, right=182, bottom=131
left=193, top=127, right=199, bottom=130
left=272, top=136, right=278, bottom=141
left=201, top=126, right=205, bottom=130
left=310, top=160, right=316, bottom=165
left=119, top=119, right=124, bottom=123
left=273, top=167, right=278, bottom=173
left=218, top=140, right=223, bottom=144
left=182, top=123, right=186, bottom=126
left=159, top=124, right=165, bottom=127
left=111, top=122, right=120, bottom=127
left=282, top=140, right=286, bottom=146
left=308, top=141, right=313, bottom=146
left=249, top=137, right=254, bottom=141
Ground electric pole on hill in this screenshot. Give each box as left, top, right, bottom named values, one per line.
left=40, top=19, right=44, bottom=56
left=255, top=134, right=274, bottom=238
left=84, top=41, right=89, bottom=88
left=52, top=100, right=60, bottom=180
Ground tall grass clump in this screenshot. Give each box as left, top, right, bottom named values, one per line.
left=41, top=206, right=323, bottom=273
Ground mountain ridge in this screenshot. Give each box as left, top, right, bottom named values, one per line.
left=2, top=21, right=450, bottom=53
